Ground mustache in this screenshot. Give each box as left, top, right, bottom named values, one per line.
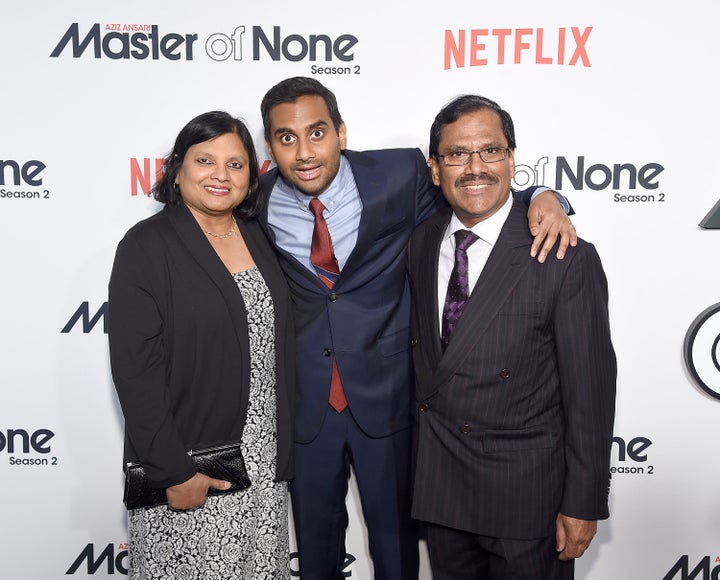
left=455, top=174, right=499, bottom=187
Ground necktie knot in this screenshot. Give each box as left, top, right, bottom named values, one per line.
left=455, top=229, right=479, bottom=253
left=309, top=198, right=326, bottom=218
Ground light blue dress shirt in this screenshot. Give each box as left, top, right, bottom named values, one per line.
left=266, top=155, right=362, bottom=272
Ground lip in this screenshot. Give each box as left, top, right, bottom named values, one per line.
left=459, top=182, right=494, bottom=192
left=294, top=164, right=323, bottom=182
left=204, top=185, right=231, bottom=195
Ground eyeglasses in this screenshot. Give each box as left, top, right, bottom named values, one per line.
left=436, top=147, right=510, bottom=166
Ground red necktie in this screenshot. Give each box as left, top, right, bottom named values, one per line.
left=309, top=199, right=348, bottom=413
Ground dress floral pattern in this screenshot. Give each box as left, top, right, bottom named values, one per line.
left=127, top=267, right=289, bottom=579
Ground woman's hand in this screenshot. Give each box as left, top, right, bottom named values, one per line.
left=166, top=472, right=231, bottom=510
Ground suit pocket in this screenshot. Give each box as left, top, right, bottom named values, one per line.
left=482, top=428, right=559, bottom=453
left=377, top=327, right=411, bottom=357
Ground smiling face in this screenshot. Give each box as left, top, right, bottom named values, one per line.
left=265, top=94, right=347, bottom=197
left=430, top=107, right=515, bottom=228
left=175, top=132, right=250, bottom=219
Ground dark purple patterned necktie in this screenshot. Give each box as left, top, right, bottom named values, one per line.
left=441, top=229, right=480, bottom=352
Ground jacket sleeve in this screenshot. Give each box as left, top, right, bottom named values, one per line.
left=513, top=186, right=574, bottom=215
left=553, top=243, right=616, bottom=519
left=108, top=233, right=197, bottom=489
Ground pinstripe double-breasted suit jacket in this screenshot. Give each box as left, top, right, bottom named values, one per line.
left=408, top=198, right=616, bottom=539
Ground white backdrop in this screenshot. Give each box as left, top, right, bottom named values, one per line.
left=1, top=1, right=719, bottom=578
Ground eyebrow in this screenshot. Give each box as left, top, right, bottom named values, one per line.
left=273, top=120, right=329, bottom=137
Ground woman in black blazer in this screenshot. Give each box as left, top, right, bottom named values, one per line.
left=108, top=111, right=294, bottom=579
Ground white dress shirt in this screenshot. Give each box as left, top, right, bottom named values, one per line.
left=437, top=194, right=513, bottom=330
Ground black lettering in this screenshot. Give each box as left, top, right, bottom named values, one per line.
left=555, top=156, right=584, bottom=190
left=50, top=23, right=101, bottom=58
left=612, top=163, right=638, bottom=190
left=663, top=555, right=710, bottom=580
left=130, top=33, right=150, bottom=59
left=638, top=163, right=664, bottom=190
left=66, top=543, right=115, bottom=575
left=308, top=34, right=332, bottom=61
left=334, top=35, right=358, bottom=62
left=61, top=301, right=108, bottom=334
left=253, top=26, right=281, bottom=60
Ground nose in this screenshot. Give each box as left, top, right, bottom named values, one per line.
left=296, top=137, right=315, bottom=161
left=212, top=163, right=230, bottom=181
left=465, top=150, right=487, bottom=173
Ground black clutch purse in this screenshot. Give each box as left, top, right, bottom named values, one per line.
left=123, top=442, right=251, bottom=510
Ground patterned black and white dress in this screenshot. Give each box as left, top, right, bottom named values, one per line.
left=127, top=267, right=289, bottom=579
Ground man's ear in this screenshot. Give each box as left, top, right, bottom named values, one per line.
left=338, top=122, right=347, bottom=150
left=429, top=157, right=441, bottom=186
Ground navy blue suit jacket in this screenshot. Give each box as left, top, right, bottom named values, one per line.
left=259, top=148, right=443, bottom=442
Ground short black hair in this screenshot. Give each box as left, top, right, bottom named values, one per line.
left=429, top=95, right=516, bottom=158
left=260, top=76, right=343, bottom=141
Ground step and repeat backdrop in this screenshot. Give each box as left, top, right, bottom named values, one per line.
left=1, top=1, right=719, bottom=578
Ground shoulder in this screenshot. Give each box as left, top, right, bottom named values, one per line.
left=259, top=167, right=279, bottom=189
left=113, top=206, right=182, bottom=265
left=344, top=147, right=426, bottom=169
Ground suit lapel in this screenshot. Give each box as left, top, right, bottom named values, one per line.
left=431, top=199, right=534, bottom=391
left=339, top=150, right=388, bottom=280
left=414, top=210, right=449, bottom=399
left=166, top=203, right=250, bottom=351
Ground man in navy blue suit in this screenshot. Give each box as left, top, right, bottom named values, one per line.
left=257, top=77, right=575, bottom=580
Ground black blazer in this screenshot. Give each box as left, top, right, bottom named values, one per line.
left=108, top=202, right=295, bottom=489
left=408, top=199, right=616, bottom=539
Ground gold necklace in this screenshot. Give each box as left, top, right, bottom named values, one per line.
left=204, top=216, right=238, bottom=239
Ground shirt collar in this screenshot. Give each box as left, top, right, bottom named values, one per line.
left=275, top=154, right=352, bottom=215
left=444, top=193, right=513, bottom=247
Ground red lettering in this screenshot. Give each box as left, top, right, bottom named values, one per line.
left=470, top=29, right=488, bottom=66
left=442, top=26, right=591, bottom=69
left=259, top=159, right=272, bottom=175
left=130, top=158, right=164, bottom=196
left=514, top=28, right=532, bottom=64
left=492, top=29, right=511, bottom=64
left=444, top=29, right=465, bottom=70
left=535, top=28, right=552, bottom=64
left=569, top=27, right=592, bottom=66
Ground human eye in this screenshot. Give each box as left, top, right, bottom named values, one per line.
left=483, top=146, right=501, bottom=155
left=197, top=157, right=213, bottom=165
left=449, top=150, right=469, bottom=160
left=279, top=133, right=296, bottom=145
left=227, top=161, right=244, bottom=170
left=310, top=128, right=325, bottom=140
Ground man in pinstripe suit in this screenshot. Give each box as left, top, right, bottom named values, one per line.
left=408, top=94, right=617, bottom=579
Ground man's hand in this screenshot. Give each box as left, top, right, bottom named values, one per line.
left=555, top=513, right=597, bottom=561
left=528, top=190, right=577, bottom=263
left=166, top=472, right=231, bottom=510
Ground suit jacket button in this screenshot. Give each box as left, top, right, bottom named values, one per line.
left=500, top=368, right=511, bottom=379
left=411, top=337, right=419, bottom=347
left=328, top=293, right=338, bottom=302
left=322, top=348, right=332, bottom=357
left=460, top=423, right=471, bottom=434
left=419, top=403, right=430, bottom=412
